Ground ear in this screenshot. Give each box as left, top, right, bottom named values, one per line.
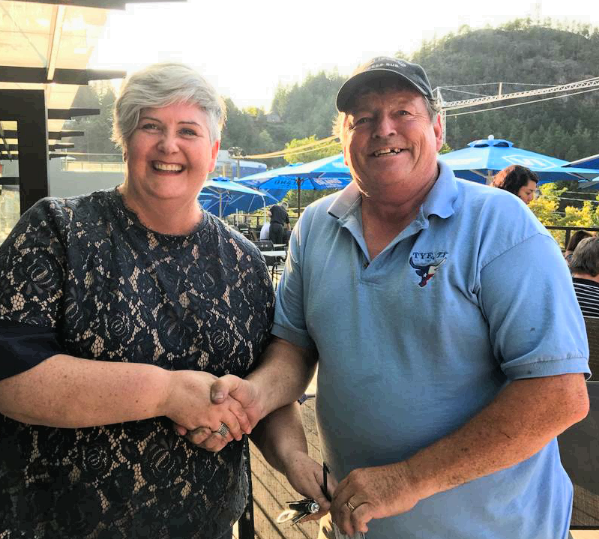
left=208, top=140, right=220, bottom=173
left=433, top=114, right=443, bottom=152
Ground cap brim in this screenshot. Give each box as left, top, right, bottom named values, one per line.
left=336, top=68, right=429, bottom=112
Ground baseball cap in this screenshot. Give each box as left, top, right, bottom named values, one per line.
left=336, top=57, right=434, bottom=112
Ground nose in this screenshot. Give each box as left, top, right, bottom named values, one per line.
left=157, top=130, right=179, bottom=154
left=372, top=113, right=397, bottom=138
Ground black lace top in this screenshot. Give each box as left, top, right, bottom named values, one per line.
left=0, top=189, right=274, bottom=538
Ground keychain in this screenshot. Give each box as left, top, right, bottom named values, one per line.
left=276, top=462, right=331, bottom=526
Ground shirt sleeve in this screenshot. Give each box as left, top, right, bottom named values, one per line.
left=0, top=320, right=64, bottom=380
left=271, top=215, right=316, bottom=350
left=0, top=200, right=67, bottom=379
left=479, top=232, right=590, bottom=380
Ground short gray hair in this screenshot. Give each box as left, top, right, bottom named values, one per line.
left=333, top=79, right=439, bottom=145
left=570, top=236, right=599, bottom=277
left=112, top=62, right=226, bottom=150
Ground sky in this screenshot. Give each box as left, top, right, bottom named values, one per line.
left=90, top=0, right=598, bottom=110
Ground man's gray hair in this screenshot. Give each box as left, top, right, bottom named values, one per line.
left=112, top=62, right=226, bottom=150
left=570, top=236, right=599, bottom=277
left=333, top=78, right=440, bottom=145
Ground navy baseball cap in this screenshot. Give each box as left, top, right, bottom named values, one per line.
left=336, top=57, right=434, bottom=112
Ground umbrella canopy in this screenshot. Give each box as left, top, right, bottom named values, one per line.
left=238, top=154, right=352, bottom=215
left=198, top=176, right=280, bottom=218
left=567, top=154, right=599, bottom=170
left=439, top=136, right=599, bottom=184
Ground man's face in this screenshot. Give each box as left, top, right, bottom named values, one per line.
left=343, top=87, right=443, bottom=200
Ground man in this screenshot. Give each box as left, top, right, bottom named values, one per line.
left=268, top=201, right=290, bottom=244
left=207, top=57, right=590, bottom=538
left=571, top=236, right=599, bottom=317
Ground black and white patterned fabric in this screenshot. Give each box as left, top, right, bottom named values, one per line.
left=573, top=277, right=599, bottom=319
left=0, top=189, right=274, bottom=538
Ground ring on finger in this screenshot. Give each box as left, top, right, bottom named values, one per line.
left=346, top=500, right=356, bottom=512
left=213, top=422, right=230, bottom=437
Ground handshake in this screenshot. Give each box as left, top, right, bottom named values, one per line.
left=165, top=370, right=339, bottom=527
left=166, top=372, right=263, bottom=453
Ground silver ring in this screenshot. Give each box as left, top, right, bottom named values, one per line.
left=214, top=422, right=230, bottom=437
left=346, top=501, right=356, bottom=512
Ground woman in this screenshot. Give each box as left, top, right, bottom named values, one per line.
left=564, top=230, right=594, bottom=265
left=491, top=164, right=539, bottom=205
left=0, top=63, right=274, bottom=538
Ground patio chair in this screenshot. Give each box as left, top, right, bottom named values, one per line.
left=558, top=381, right=599, bottom=529
left=253, top=240, right=285, bottom=282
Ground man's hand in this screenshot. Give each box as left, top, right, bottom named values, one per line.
left=173, top=374, right=264, bottom=451
left=210, top=374, right=265, bottom=429
left=330, top=462, right=420, bottom=535
left=164, top=371, right=251, bottom=448
left=283, top=451, right=337, bottom=522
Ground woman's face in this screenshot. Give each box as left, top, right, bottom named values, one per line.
left=124, top=101, right=219, bottom=205
left=517, top=179, right=537, bottom=205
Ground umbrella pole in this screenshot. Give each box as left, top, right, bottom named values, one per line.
left=297, top=178, right=301, bottom=219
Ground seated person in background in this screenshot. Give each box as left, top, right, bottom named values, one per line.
left=491, top=165, right=539, bottom=205
left=259, top=219, right=271, bottom=240
left=570, top=236, right=599, bottom=318
left=268, top=201, right=290, bottom=244
left=564, top=230, right=593, bottom=265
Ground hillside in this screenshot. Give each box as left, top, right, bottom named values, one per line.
left=69, top=19, right=599, bottom=165
left=414, top=21, right=599, bottom=159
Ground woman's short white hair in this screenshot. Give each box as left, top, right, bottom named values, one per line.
left=112, top=62, right=226, bottom=150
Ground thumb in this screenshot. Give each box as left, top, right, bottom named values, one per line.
left=210, top=374, right=242, bottom=404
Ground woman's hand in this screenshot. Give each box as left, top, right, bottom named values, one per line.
left=283, top=451, right=337, bottom=522
left=163, top=371, right=251, bottom=448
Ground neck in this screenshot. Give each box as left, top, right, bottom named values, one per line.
left=360, top=170, right=438, bottom=259
left=118, top=184, right=203, bottom=235
left=573, top=272, right=599, bottom=284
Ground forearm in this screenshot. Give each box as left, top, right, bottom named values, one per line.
left=251, top=402, right=309, bottom=474
left=248, top=337, right=317, bottom=418
left=404, top=374, right=589, bottom=501
left=0, top=354, right=170, bottom=427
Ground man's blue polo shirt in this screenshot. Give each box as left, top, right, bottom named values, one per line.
left=272, top=162, right=589, bottom=539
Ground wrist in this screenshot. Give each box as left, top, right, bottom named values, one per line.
left=156, top=368, right=176, bottom=417
left=402, top=455, right=436, bottom=502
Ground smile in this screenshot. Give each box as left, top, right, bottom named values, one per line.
left=152, top=161, right=184, bottom=172
left=372, top=148, right=402, bottom=157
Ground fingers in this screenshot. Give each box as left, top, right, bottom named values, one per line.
left=185, top=425, right=212, bottom=445
left=331, top=477, right=371, bottom=536
left=332, top=496, right=370, bottom=536
left=189, top=430, right=230, bottom=452
left=226, top=395, right=252, bottom=435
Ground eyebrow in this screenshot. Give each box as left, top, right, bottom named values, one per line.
left=139, top=115, right=201, bottom=126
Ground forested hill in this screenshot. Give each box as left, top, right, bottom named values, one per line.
left=413, top=21, right=599, bottom=159
left=70, top=20, right=598, bottom=164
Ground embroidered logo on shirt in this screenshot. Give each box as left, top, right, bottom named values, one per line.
left=409, top=252, right=447, bottom=287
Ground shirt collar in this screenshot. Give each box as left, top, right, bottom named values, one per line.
left=327, top=160, right=458, bottom=222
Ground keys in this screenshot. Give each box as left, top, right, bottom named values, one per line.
left=277, top=498, right=320, bottom=525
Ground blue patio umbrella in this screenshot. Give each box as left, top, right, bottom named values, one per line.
left=198, top=176, right=280, bottom=218
left=438, top=136, right=599, bottom=184
left=567, top=154, right=599, bottom=170
left=238, top=154, right=352, bottom=215
left=566, top=155, right=599, bottom=190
